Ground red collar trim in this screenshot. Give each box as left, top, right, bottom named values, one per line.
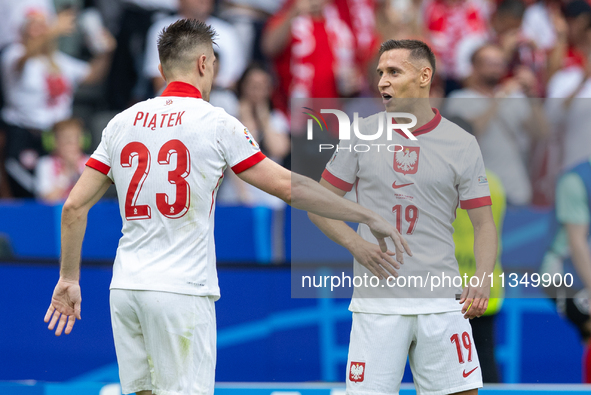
left=393, top=108, right=441, bottom=139
left=161, top=81, right=202, bottom=99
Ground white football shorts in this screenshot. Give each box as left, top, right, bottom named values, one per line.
left=110, top=289, right=216, bottom=395
left=346, top=311, right=483, bottom=395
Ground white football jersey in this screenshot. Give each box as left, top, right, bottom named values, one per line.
left=87, top=82, right=265, bottom=299
left=323, top=109, right=491, bottom=314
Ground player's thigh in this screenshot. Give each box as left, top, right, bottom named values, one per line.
left=347, top=313, right=415, bottom=395
left=410, top=312, right=482, bottom=395
left=110, top=289, right=152, bottom=394
left=135, top=291, right=216, bottom=395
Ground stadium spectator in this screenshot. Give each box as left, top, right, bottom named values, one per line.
left=219, top=0, right=288, bottom=65
left=446, top=44, right=548, bottom=206
left=455, top=0, right=545, bottom=96
left=143, top=0, right=246, bottom=94
left=106, top=0, right=178, bottom=110
left=218, top=64, right=290, bottom=207
left=35, top=118, right=89, bottom=203
left=548, top=0, right=591, bottom=74
left=0, top=0, right=56, bottom=51
left=262, top=0, right=370, bottom=112
left=423, top=0, right=489, bottom=93
left=1, top=8, right=114, bottom=197
left=376, top=0, right=423, bottom=41
left=540, top=155, right=591, bottom=382
left=546, top=41, right=591, bottom=171
left=521, top=0, right=561, bottom=53
left=208, top=51, right=239, bottom=117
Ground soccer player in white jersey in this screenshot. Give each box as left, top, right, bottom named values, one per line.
left=42, top=20, right=412, bottom=395
left=308, top=40, right=498, bottom=395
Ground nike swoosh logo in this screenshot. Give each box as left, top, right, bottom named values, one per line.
left=463, top=366, right=479, bottom=378
left=392, top=181, right=414, bottom=189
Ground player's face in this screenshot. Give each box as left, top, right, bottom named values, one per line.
left=377, top=49, right=431, bottom=110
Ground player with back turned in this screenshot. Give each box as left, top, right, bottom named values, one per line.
left=43, top=20, right=411, bottom=395
left=308, top=40, right=498, bottom=394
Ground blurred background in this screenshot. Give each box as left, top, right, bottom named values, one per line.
left=2, top=0, right=591, bottom=393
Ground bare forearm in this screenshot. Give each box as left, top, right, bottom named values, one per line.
left=59, top=205, right=88, bottom=281
left=473, top=221, right=497, bottom=278
left=261, top=9, right=296, bottom=57
left=83, top=52, right=113, bottom=85
left=292, top=174, right=374, bottom=225
left=308, top=212, right=361, bottom=250
left=570, top=236, right=591, bottom=292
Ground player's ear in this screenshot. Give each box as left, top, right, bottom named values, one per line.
left=158, top=64, right=166, bottom=82
left=419, top=66, right=432, bottom=88
left=198, top=54, right=207, bottom=77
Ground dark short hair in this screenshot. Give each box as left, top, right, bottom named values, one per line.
left=379, top=39, right=436, bottom=77
left=157, top=19, right=217, bottom=73
left=496, top=0, right=526, bottom=19
left=53, top=118, right=83, bottom=134
left=470, top=43, right=502, bottom=65
left=236, top=62, right=271, bottom=99
left=564, top=0, right=591, bottom=19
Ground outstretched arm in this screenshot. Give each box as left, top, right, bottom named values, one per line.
left=308, top=179, right=404, bottom=278
left=237, top=158, right=411, bottom=259
left=459, top=205, right=497, bottom=319
left=44, top=167, right=112, bottom=336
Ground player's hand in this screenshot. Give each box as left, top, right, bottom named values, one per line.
left=350, top=238, right=401, bottom=280
left=459, top=275, right=490, bottom=319
left=367, top=215, right=412, bottom=264
left=44, top=278, right=81, bottom=336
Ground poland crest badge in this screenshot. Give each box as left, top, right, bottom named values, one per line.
left=349, top=361, right=365, bottom=383
left=394, top=146, right=420, bottom=175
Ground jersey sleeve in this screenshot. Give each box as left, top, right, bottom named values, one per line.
left=87, top=127, right=113, bottom=180
left=216, top=113, right=266, bottom=174
left=322, top=128, right=359, bottom=192
left=556, top=172, right=589, bottom=225
left=458, top=137, right=492, bottom=209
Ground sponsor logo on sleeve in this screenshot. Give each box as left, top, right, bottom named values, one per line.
left=478, top=176, right=488, bottom=185
left=244, top=128, right=259, bottom=148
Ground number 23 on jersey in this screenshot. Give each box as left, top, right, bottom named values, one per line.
left=121, top=139, right=191, bottom=220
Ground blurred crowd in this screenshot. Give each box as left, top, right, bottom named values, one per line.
left=1, top=0, right=591, bottom=208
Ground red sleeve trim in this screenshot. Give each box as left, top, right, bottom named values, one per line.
left=231, top=152, right=266, bottom=174
left=86, top=158, right=110, bottom=175
left=460, top=196, right=492, bottom=210
left=322, top=169, right=354, bottom=192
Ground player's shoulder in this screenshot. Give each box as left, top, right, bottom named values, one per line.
left=355, top=111, right=383, bottom=131
left=438, top=116, right=477, bottom=146
left=102, top=101, right=150, bottom=134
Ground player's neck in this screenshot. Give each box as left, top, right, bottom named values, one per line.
left=394, top=103, right=436, bottom=133
left=167, top=77, right=206, bottom=97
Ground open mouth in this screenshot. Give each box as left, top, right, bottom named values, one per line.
left=382, top=93, right=393, bottom=103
